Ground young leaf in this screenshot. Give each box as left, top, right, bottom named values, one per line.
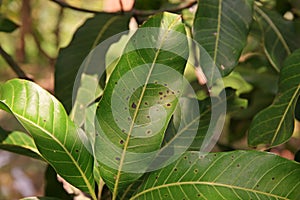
left=55, top=13, right=130, bottom=112
left=0, top=79, right=96, bottom=199
left=95, top=12, right=188, bottom=197
left=193, top=0, right=254, bottom=76
left=131, top=151, right=300, bottom=199
left=248, top=49, right=300, bottom=147
left=254, top=6, right=300, bottom=72
left=0, top=127, right=42, bottom=159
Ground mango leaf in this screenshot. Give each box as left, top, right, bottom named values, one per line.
left=163, top=88, right=247, bottom=152
left=248, top=49, right=300, bottom=147
left=0, top=14, right=19, bottom=33
left=0, top=79, right=96, bottom=199
left=95, top=12, right=188, bottom=197
left=44, top=165, right=73, bottom=200
left=193, top=0, right=254, bottom=76
left=0, top=127, right=42, bottom=159
left=55, top=13, right=130, bottom=113
left=254, top=5, right=300, bottom=72
left=130, top=151, right=300, bottom=199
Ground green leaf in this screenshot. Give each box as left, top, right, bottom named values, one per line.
left=95, top=12, right=188, bottom=197
left=248, top=49, right=300, bottom=147
left=0, top=79, right=96, bottom=199
left=193, top=0, right=254, bottom=76
left=254, top=5, right=300, bottom=72
left=55, top=13, right=130, bottom=112
left=0, top=14, right=19, bottom=33
left=130, top=151, right=300, bottom=199
left=0, top=127, right=42, bottom=159
left=44, top=165, right=73, bottom=200
left=164, top=88, right=247, bottom=151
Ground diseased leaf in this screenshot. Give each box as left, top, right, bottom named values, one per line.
left=254, top=5, right=300, bottom=72
left=0, top=127, right=41, bottom=159
left=248, top=49, right=300, bottom=147
left=163, top=88, right=247, bottom=152
left=95, top=12, right=188, bottom=197
left=194, top=0, right=254, bottom=75
left=0, top=79, right=96, bottom=199
left=55, top=13, right=130, bottom=112
left=131, top=151, right=300, bottom=199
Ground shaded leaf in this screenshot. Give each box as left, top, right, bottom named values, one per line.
left=0, top=14, right=19, bottom=33
left=248, top=49, right=300, bottom=147
left=194, top=0, right=254, bottom=75
left=44, top=165, right=73, bottom=200
left=0, top=79, right=96, bottom=199
left=55, top=13, right=130, bottom=112
left=0, top=127, right=41, bottom=159
left=131, top=151, right=300, bottom=199
left=254, top=5, right=300, bottom=72
left=95, top=12, right=188, bottom=197
left=164, top=88, right=247, bottom=152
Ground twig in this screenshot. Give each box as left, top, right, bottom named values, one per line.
left=0, top=46, right=33, bottom=81
left=119, top=0, right=124, bottom=14
left=50, top=0, right=197, bottom=16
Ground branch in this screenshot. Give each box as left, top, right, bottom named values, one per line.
left=50, top=0, right=197, bottom=16
left=0, top=46, right=33, bottom=81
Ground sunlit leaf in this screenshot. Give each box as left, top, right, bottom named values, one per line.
left=254, top=5, right=300, bottom=72
left=248, top=49, right=300, bottom=147
left=131, top=151, right=300, bottom=199
left=0, top=127, right=41, bottom=159
left=95, top=12, right=188, bottom=197
left=0, top=79, right=96, bottom=199
left=194, top=0, right=254, bottom=76
left=55, top=13, right=130, bottom=112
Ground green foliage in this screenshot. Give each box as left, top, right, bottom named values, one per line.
left=0, top=0, right=300, bottom=200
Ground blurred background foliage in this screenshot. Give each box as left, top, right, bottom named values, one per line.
left=0, top=0, right=299, bottom=199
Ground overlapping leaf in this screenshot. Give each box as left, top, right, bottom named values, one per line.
left=0, top=79, right=95, bottom=199
left=55, top=13, right=130, bottom=112
left=0, top=127, right=41, bottom=159
left=0, top=14, right=19, bottom=33
left=248, top=49, right=300, bottom=147
left=131, top=151, right=300, bottom=199
left=194, top=0, right=254, bottom=76
left=163, top=88, right=247, bottom=152
left=254, top=5, right=300, bottom=72
left=95, top=12, right=189, bottom=197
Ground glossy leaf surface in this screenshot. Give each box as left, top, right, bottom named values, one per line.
left=0, top=127, right=41, bottom=159
left=0, top=79, right=95, bottom=198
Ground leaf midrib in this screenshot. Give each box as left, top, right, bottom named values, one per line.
left=112, top=16, right=182, bottom=199
left=130, top=181, right=289, bottom=200
left=13, top=112, right=96, bottom=199
left=271, top=84, right=300, bottom=144
left=254, top=6, right=291, bottom=56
